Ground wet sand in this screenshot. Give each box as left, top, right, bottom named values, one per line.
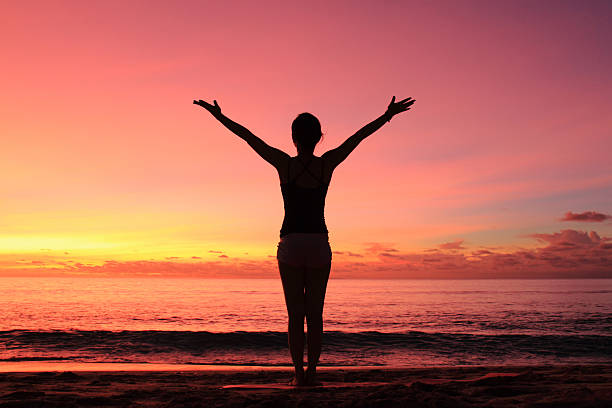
left=1, top=365, right=611, bottom=407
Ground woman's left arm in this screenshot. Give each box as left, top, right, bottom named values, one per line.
left=194, top=99, right=289, bottom=168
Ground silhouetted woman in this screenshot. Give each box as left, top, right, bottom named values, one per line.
left=193, top=96, right=415, bottom=385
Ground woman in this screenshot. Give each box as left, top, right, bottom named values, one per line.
left=193, top=96, right=415, bottom=385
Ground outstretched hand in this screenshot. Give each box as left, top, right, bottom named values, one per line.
left=386, top=96, right=415, bottom=118
left=193, top=99, right=221, bottom=116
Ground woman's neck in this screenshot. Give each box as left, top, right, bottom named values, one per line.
left=296, top=151, right=315, bottom=159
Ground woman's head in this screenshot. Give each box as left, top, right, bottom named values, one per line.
left=292, top=113, right=322, bottom=154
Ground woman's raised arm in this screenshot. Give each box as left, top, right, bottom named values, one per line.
left=322, top=96, right=415, bottom=170
left=193, top=99, right=289, bottom=169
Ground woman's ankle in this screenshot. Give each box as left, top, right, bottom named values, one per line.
left=291, top=367, right=306, bottom=386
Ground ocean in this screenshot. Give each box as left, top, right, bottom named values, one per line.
left=1, top=278, right=611, bottom=367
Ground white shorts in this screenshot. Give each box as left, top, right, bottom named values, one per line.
left=276, top=233, right=332, bottom=268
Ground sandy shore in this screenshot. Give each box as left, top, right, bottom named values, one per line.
left=1, top=365, right=611, bottom=407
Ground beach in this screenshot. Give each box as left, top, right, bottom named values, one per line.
left=1, top=365, right=611, bottom=407
left=2, top=279, right=611, bottom=406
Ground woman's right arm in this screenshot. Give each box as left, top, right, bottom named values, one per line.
left=322, top=96, right=415, bottom=169
left=193, top=99, right=289, bottom=169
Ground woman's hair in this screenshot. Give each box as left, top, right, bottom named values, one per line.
left=291, top=112, right=323, bottom=153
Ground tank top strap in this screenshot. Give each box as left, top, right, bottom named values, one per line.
left=290, top=157, right=326, bottom=186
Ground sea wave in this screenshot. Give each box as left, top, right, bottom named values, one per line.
left=1, top=330, right=610, bottom=366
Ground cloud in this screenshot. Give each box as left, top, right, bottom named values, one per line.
left=380, top=253, right=400, bottom=258
left=471, top=249, right=493, bottom=256
left=191, top=256, right=201, bottom=259
left=332, top=251, right=363, bottom=258
left=1, top=258, right=279, bottom=278
left=363, top=243, right=398, bottom=254
left=529, top=229, right=603, bottom=247
left=363, top=243, right=400, bottom=260
left=561, top=211, right=611, bottom=222
left=332, top=229, right=611, bottom=279
left=438, top=239, right=465, bottom=250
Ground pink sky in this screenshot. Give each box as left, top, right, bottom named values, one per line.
left=1, top=0, right=611, bottom=278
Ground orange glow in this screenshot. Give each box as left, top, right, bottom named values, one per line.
left=1, top=1, right=611, bottom=278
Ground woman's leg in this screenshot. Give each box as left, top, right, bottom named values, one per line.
left=278, top=260, right=306, bottom=385
left=304, top=262, right=331, bottom=384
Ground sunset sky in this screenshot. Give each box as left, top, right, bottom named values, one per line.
left=1, top=0, right=610, bottom=278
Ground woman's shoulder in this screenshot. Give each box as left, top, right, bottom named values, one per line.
left=293, top=154, right=327, bottom=164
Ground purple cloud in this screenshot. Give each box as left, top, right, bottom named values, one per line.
left=561, top=211, right=611, bottom=222
left=530, top=229, right=603, bottom=247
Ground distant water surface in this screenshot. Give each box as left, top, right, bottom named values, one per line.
left=1, top=278, right=610, bottom=366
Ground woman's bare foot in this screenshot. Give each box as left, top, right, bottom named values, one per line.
left=289, top=376, right=306, bottom=386
left=289, top=368, right=305, bottom=386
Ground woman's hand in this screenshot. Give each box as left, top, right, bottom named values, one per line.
left=385, top=96, right=415, bottom=119
left=193, top=99, right=221, bottom=116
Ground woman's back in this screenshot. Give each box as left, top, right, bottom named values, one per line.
left=280, top=156, right=330, bottom=237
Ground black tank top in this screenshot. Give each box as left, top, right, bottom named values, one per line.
left=279, top=157, right=329, bottom=237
